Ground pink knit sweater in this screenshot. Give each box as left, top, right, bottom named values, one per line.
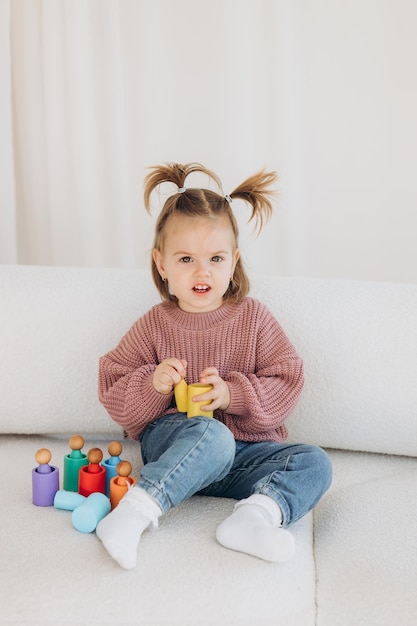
left=98, top=297, right=304, bottom=443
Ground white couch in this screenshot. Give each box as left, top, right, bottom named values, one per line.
left=1, top=264, right=416, bottom=626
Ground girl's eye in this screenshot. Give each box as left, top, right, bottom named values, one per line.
left=211, top=256, right=223, bottom=263
left=179, top=256, right=192, bottom=263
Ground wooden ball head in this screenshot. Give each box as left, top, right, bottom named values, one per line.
left=35, top=448, right=52, bottom=466
left=116, top=460, right=132, bottom=479
left=88, top=448, right=103, bottom=465
left=69, top=434, right=84, bottom=452
left=108, top=441, right=122, bottom=457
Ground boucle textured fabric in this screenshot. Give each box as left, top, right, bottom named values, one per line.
left=1, top=436, right=416, bottom=625
left=1, top=265, right=416, bottom=457
left=2, top=265, right=417, bottom=625
left=314, top=449, right=417, bottom=626
left=98, top=298, right=303, bottom=441
left=249, top=275, right=417, bottom=457
left=0, top=435, right=316, bottom=626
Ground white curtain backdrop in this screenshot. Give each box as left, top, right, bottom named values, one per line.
left=2, top=0, right=417, bottom=282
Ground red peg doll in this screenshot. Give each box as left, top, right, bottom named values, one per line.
left=78, top=447, right=106, bottom=497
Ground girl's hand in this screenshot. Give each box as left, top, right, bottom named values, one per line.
left=153, top=358, right=187, bottom=394
left=198, top=367, right=231, bottom=411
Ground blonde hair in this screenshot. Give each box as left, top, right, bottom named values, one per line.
left=144, top=162, right=277, bottom=304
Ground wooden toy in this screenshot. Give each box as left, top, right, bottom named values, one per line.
left=32, top=448, right=60, bottom=506
left=109, top=460, right=137, bottom=510
left=174, top=380, right=213, bottom=417
left=78, top=447, right=106, bottom=497
left=174, top=378, right=188, bottom=412
left=71, top=492, right=110, bottom=533
left=63, top=434, right=89, bottom=492
left=54, top=489, right=86, bottom=511
left=101, top=441, right=123, bottom=497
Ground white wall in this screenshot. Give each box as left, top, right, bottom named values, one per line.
left=276, top=0, right=417, bottom=283
left=3, top=0, right=417, bottom=283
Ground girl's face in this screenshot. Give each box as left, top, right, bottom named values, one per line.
left=153, top=214, right=240, bottom=313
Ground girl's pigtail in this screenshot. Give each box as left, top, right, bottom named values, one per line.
left=144, top=164, right=186, bottom=213
left=144, top=162, right=223, bottom=212
left=229, top=169, right=278, bottom=235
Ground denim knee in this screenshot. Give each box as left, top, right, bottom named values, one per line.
left=306, top=445, right=333, bottom=493
left=193, top=417, right=236, bottom=477
left=262, top=444, right=332, bottom=526
left=139, top=416, right=236, bottom=510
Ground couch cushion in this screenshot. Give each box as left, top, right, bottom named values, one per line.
left=1, top=265, right=416, bottom=457
left=1, top=265, right=157, bottom=435
left=250, top=276, right=417, bottom=457
left=0, top=434, right=316, bottom=626
left=314, top=449, right=417, bottom=626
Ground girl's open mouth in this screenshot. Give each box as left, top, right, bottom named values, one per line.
left=192, top=284, right=211, bottom=294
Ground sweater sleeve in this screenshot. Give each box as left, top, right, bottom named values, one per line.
left=98, top=314, right=174, bottom=439
left=222, top=305, right=304, bottom=437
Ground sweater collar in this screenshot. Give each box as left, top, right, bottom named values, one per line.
left=160, top=300, right=242, bottom=330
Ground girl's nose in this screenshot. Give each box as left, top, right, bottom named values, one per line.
left=194, top=261, right=210, bottom=276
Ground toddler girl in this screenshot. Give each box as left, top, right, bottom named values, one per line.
left=96, top=162, right=332, bottom=569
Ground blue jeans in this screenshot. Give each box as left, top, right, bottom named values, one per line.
left=138, top=413, right=332, bottom=527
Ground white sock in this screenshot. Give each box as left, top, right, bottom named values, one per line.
left=96, top=486, right=162, bottom=569
left=215, top=494, right=295, bottom=562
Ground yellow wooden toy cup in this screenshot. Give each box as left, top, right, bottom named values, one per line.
left=174, top=379, right=188, bottom=412
left=174, top=381, right=213, bottom=418
left=187, top=383, right=213, bottom=418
